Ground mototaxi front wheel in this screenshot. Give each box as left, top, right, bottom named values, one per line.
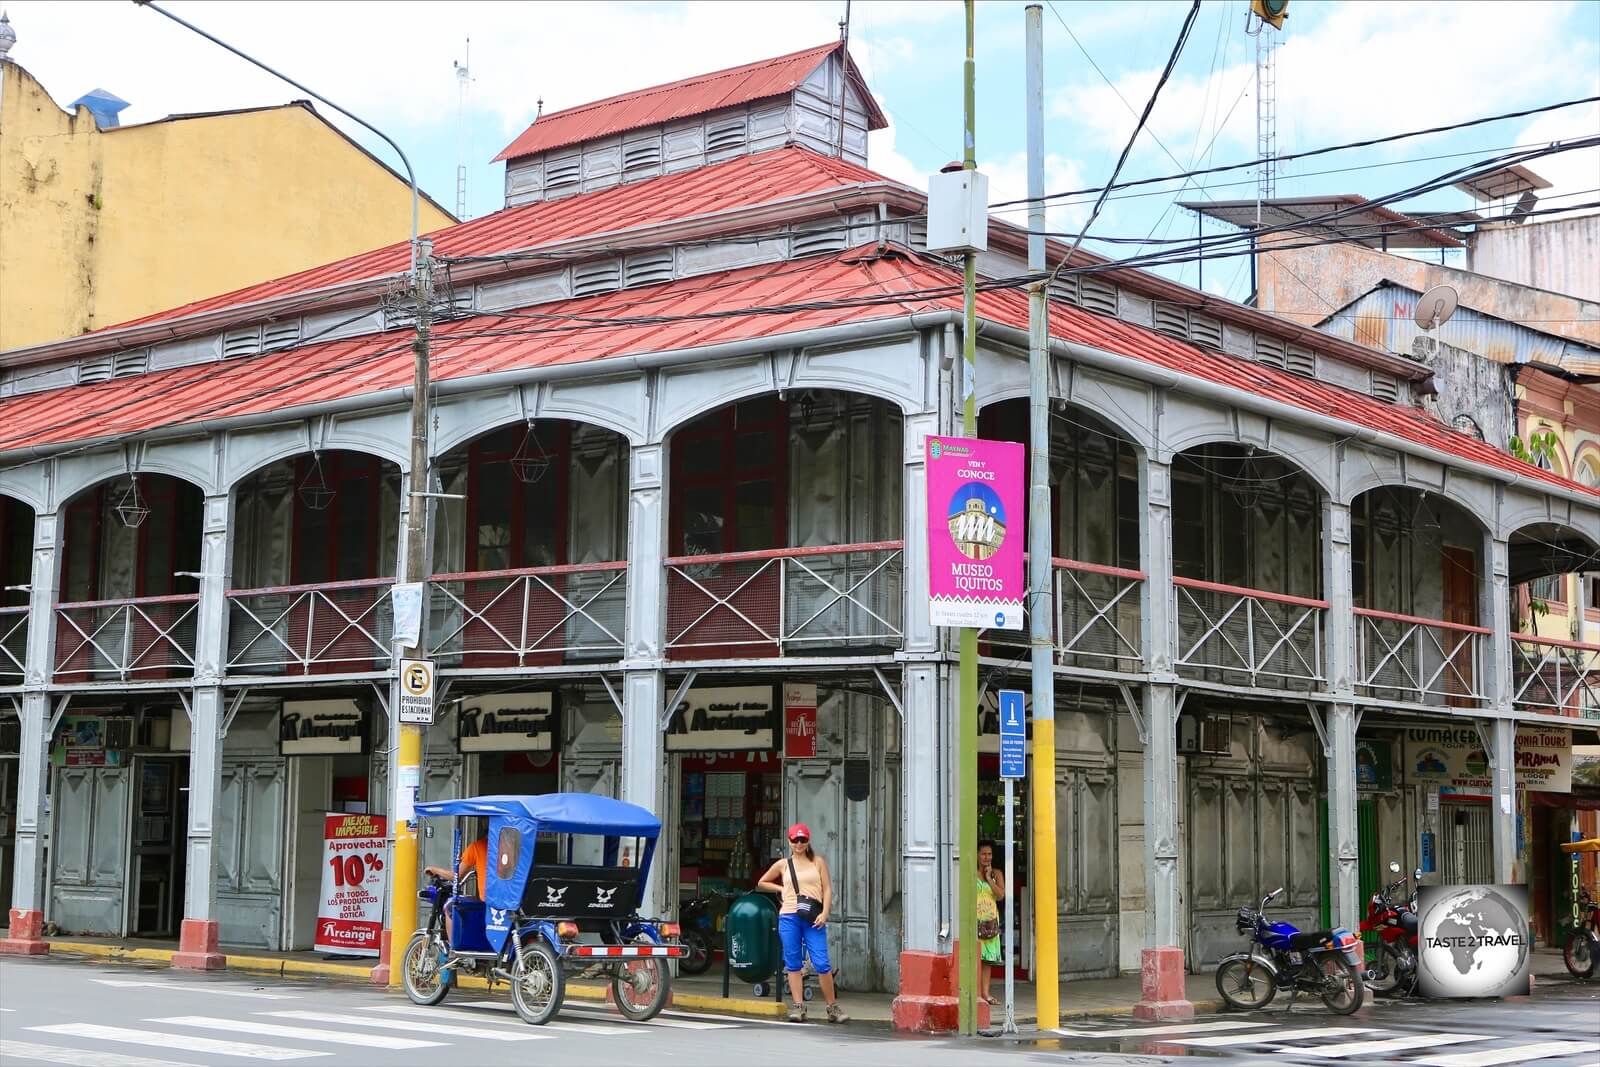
left=401, top=931, right=451, bottom=1006
left=1215, top=956, right=1276, bottom=1011
left=1563, top=928, right=1599, bottom=979
left=511, top=939, right=565, bottom=1026
left=1318, top=956, right=1365, bottom=1015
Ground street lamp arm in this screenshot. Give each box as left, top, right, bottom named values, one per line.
left=133, top=0, right=420, bottom=270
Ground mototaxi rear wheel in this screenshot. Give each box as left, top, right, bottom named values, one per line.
left=1563, top=928, right=1599, bottom=979
left=1215, top=955, right=1276, bottom=1011
left=612, top=943, right=671, bottom=1021
left=511, top=938, right=565, bottom=1026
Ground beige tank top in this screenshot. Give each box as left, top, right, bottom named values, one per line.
left=779, top=853, right=824, bottom=915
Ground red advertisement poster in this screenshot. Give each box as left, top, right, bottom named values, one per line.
left=783, top=683, right=817, bottom=758
left=313, top=813, right=387, bottom=955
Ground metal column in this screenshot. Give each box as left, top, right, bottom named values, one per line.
left=2, top=509, right=58, bottom=950
left=622, top=442, right=668, bottom=918
left=1488, top=718, right=1517, bottom=883
left=1325, top=705, right=1360, bottom=931
left=1141, top=683, right=1183, bottom=946
left=1482, top=536, right=1518, bottom=883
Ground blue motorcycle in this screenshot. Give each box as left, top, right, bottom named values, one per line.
left=1215, top=887, right=1366, bottom=1015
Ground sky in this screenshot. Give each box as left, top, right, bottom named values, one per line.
left=5, top=0, right=1598, bottom=305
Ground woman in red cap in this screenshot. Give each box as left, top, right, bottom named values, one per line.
left=757, top=822, right=847, bottom=1023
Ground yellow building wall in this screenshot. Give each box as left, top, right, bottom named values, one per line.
left=1, top=61, right=453, bottom=350
left=1515, top=370, right=1600, bottom=647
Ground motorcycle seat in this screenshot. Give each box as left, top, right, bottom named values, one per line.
left=1287, top=929, right=1335, bottom=950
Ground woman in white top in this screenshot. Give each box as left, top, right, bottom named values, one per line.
left=756, top=822, right=848, bottom=1023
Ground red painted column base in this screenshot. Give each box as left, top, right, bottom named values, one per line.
left=0, top=908, right=49, bottom=956
left=891, top=946, right=990, bottom=1032
left=1132, top=946, right=1193, bottom=1021
left=369, top=928, right=394, bottom=986
left=171, top=918, right=227, bottom=971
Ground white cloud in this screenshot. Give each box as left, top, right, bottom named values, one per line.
left=982, top=150, right=1092, bottom=235
left=1054, top=1, right=1598, bottom=159
left=868, top=115, right=928, bottom=190
left=1511, top=101, right=1600, bottom=221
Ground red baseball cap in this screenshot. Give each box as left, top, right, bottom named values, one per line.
left=787, top=823, right=811, bottom=842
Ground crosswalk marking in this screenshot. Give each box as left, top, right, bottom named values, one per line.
left=1282, top=1033, right=1493, bottom=1059
left=447, top=999, right=738, bottom=1030
left=266, top=1009, right=546, bottom=1041
left=361, top=1005, right=636, bottom=1035
left=1177, top=1026, right=1385, bottom=1047
left=91, top=978, right=299, bottom=1000
left=1054, top=1020, right=1272, bottom=1039
left=155, top=1015, right=445, bottom=1051
left=1, top=1038, right=205, bottom=1067
left=28, top=1023, right=329, bottom=1061
left=1410, top=1041, right=1600, bottom=1067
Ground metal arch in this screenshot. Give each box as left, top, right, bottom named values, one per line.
left=872, top=666, right=904, bottom=720
left=369, top=681, right=390, bottom=717
left=1304, top=701, right=1331, bottom=759
left=1473, top=719, right=1497, bottom=770
left=47, top=693, right=73, bottom=736
left=220, top=688, right=250, bottom=738
left=1117, top=682, right=1148, bottom=746
left=597, top=673, right=624, bottom=718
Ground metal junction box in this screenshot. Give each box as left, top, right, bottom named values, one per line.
left=926, top=168, right=989, bottom=254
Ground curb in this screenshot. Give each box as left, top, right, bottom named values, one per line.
left=41, top=941, right=1209, bottom=1028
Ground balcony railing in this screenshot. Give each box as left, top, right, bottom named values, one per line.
left=1512, top=634, right=1600, bottom=718
left=1174, top=577, right=1326, bottom=689
left=0, top=606, right=26, bottom=685
left=227, top=578, right=394, bottom=675
left=429, top=562, right=627, bottom=666
left=1355, top=608, right=1489, bottom=707
left=665, top=541, right=903, bottom=657
left=981, top=558, right=1145, bottom=672
left=53, top=594, right=199, bottom=682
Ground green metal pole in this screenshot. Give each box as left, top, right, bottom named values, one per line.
left=958, top=0, right=979, bottom=1037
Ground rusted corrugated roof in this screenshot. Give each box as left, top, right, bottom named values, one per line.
left=99, top=146, right=890, bottom=334
left=493, top=42, right=888, bottom=163
left=7, top=247, right=1594, bottom=501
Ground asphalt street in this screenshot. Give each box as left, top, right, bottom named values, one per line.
left=1, top=956, right=1597, bottom=1066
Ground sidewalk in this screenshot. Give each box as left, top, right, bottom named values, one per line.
left=7, top=933, right=1581, bottom=1029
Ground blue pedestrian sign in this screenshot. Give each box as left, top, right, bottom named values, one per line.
left=998, top=689, right=1026, bottom=779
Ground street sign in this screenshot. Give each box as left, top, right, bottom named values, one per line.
left=397, top=659, right=436, bottom=725
left=998, top=689, right=1025, bottom=779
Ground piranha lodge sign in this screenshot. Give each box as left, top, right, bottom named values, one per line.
left=281, top=700, right=366, bottom=755
left=666, top=685, right=776, bottom=751
left=458, top=692, right=558, bottom=753
left=926, top=435, right=1024, bottom=630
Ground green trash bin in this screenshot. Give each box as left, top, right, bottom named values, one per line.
left=726, top=891, right=778, bottom=983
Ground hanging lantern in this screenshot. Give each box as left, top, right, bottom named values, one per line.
left=511, top=421, right=551, bottom=484
left=1227, top=449, right=1265, bottom=512
left=1410, top=490, right=1442, bottom=533
left=114, top=475, right=150, bottom=529
left=298, top=452, right=336, bottom=511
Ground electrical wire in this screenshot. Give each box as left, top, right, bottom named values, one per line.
left=1047, top=0, right=1203, bottom=290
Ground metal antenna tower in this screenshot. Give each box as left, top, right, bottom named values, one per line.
left=454, top=39, right=471, bottom=220
left=1253, top=24, right=1277, bottom=221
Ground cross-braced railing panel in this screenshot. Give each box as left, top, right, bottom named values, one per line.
left=0, top=606, right=26, bottom=684
left=981, top=558, right=1144, bottom=672
left=53, top=595, right=199, bottom=682
left=665, top=542, right=903, bottom=658
left=1355, top=609, right=1488, bottom=707
left=429, top=562, right=627, bottom=666
left=1511, top=635, right=1600, bottom=718
left=1173, top=577, right=1326, bottom=690
left=227, top=578, right=394, bottom=675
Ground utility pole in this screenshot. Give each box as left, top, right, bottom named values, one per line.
left=388, top=237, right=434, bottom=982
left=957, top=0, right=979, bottom=1037
left=1024, top=3, right=1060, bottom=1032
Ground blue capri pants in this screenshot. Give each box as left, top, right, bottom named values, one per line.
left=777, top=912, right=831, bottom=974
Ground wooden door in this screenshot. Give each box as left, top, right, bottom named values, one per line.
left=1442, top=547, right=1478, bottom=705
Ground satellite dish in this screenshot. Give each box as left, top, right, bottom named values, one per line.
left=1414, top=285, right=1459, bottom=331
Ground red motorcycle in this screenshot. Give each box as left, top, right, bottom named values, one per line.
left=1362, top=860, right=1420, bottom=997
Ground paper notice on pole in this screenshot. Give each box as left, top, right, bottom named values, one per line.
left=313, top=813, right=387, bottom=956
left=1500, top=792, right=1512, bottom=816
left=397, top=765, right=420, bottom=826
left=391, top=583, right=423, bottom=647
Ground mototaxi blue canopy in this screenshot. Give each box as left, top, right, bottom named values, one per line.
left=413, top=793, right=661, bottom=952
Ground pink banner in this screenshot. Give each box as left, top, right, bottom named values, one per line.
left=926, top=435, right=1024, bottom=629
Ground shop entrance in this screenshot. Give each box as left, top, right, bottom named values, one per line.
left=1439, top=799, right=1492, bottom=885
left=675, top=751, right=784, bottom=902
left=128, top=755, right=187, bottom=937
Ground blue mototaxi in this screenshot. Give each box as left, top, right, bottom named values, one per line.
left=403, top=793, right=683, bottom=1025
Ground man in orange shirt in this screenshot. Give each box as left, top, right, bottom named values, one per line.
left=425, top=829, right=488, bottom=944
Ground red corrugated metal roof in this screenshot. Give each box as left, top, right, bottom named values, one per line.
left=98, top=146, right=890, bottom=334
left=7, top=247, right=1595, bottom=503
left=493, top=42, right=886, bottom=163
